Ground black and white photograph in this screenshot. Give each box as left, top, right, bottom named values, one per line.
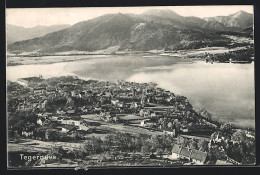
left=6, top=5, right=255, bottom=168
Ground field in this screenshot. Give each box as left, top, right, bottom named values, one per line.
left=8, top=139, right=85, bottom=153
left=81, top=114, right=164, bottom=137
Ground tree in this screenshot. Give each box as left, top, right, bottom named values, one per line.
left=151, top=135, right=161, bottom=152
left=45, top=129, right=56, bottom=141
left=228, top=130, right=255, bottom=164
left=167, top=122, right=173, bottom=129
left=164, top=147, right=172, bottom=155
left=177, top=136, right=189, bottom=147
left=84, top=136, right=103, bottom=154
left=156, top=148, right=164, bottom=158
left=197, top=139, right=209, bottom=152
left=189, top=138, right=198, bottom=150
left=100, top=155, right=107, bottom=162
left=208, top=146, right=226, bottom=161
left=231, top=130, right=246, bottom=143
left=220, top=123, right=232, bottom=134
left=141, top=145, right=150, bottom=156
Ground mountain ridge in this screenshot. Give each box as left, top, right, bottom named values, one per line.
left=203, top=10, right=253, bottom=28
left=7, top=9, right=253, bottom=53
left=6, top=24, right=71, bottom=45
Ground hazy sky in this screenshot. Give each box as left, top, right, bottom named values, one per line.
left=6, top=5, right=253, bottom=28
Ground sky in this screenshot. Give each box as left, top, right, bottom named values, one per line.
left=6, top=5, right=253, bottom=28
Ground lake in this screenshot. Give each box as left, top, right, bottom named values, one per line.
left=7, top=55, right=255, bottom=128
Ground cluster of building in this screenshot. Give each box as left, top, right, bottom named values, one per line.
left=21, top=111, right=91, bottom=140
left=8, top=76, right=221, bottom=139
left=8, top=76, right=255, bottom=165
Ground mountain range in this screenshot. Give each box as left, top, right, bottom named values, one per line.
left=6, top=24, right=71, bottom=45
left=7, top=9, right=253, bottom=53
left=204, top=10, right=253, bottom=29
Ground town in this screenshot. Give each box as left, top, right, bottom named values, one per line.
left=7, top=75, right=255, bottom=167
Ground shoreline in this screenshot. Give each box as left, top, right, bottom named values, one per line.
left=6, top=53, right=255, bottom=130
left=6, top=46, right=249, bottom=67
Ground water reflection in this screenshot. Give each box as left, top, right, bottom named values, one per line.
left=7, top=56, right=255, bottom=128
left=128, top=61, right=255, bottom=128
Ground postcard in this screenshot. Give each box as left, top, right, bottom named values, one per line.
left=6, top=6, right=255, bottom=168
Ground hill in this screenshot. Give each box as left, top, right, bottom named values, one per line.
left=6, top=24, right=71, bottom=45
left=204, top=10, right=253, bottom=29
left=8, top=9, right=252, bottom=53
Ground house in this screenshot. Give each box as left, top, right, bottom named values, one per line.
left=139, top=109, right=150, bottom=117
left=66, top=109, right=75, bottom=115
left=42, top=112, right=52, bottom=117
left=51, top=116, right=59, bottom=121
left=245, top=130, right=255, bottom=139
left=130, top=102, right=139, bottom=108
left=37, top=118, right=45, bottom=125
left=171, top=144, right=208, bottom=165
left=215, top=160, right=233, bottom=165
left=111, top=99, right=119, bottom=105
left=163, top=129, right=176, bottom=136
left=33, top=87, right=46, bottom=94
left=104, top=92, right=112, bottom=98
left=190, top=149, right=208, bottom=165
left=180, top=147, right=192, bottom=160
left=60, top=118, right=81, bottom=126
left=46, top=87, right=56, bottom=94
left=61, top=125, right=76, bottom=133
left=116, top=102, right=124, bottom=108
left=78, top=125, right=90, bottom=131
left=22, top=130, right=34, bottom=137
left=79, top=106, right=88, bottom=113
left=150, top=112, right=157, bottom=118
left=180, top=127, right=189, bottom=133
left=140, top=119, right=150, bottom=127
left=57, top=108, right=66, bottom=115
left=171, top=144, right=182, bottom=159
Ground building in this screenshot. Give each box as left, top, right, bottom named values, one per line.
left=61, top=125, right=76, bottom=133
left=22, top=131, right=34, bottom=137
left=111, top=99, right=119, bottom=105
left=171, top=144, right=182, bottom=159
left=190, top=149, right=208, bottom=165
left=78, top=125, right=90, bottom=131
left=140, top=119, right=151, bottom=127
left=139, top=109, right=150, bottom=117
left=163, top=129, right=176, bottom=136
left=37, top=118, right=45, bottom=125
left=171, top=144, right=208, bottom=165
left=33, top=87, right=46, bottom=94
left=215, top=160, right=233, bottom=165
left=60, top=118, right=81, bottom=126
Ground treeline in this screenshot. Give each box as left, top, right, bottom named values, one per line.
left=165, top=39, right=231, bottom=51
left=197, top=47, right=254, bottom=62
left=8, top=110, right=37, bottom=139
left=214, top=47, right=254, bottom=62
left=83, top=133, right=175, bottom=157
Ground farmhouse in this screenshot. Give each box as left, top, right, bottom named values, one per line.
left=171, top=144, right=208, bottom=165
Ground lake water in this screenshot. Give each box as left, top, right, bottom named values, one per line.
left=7, top=55, right=255, bottom=128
